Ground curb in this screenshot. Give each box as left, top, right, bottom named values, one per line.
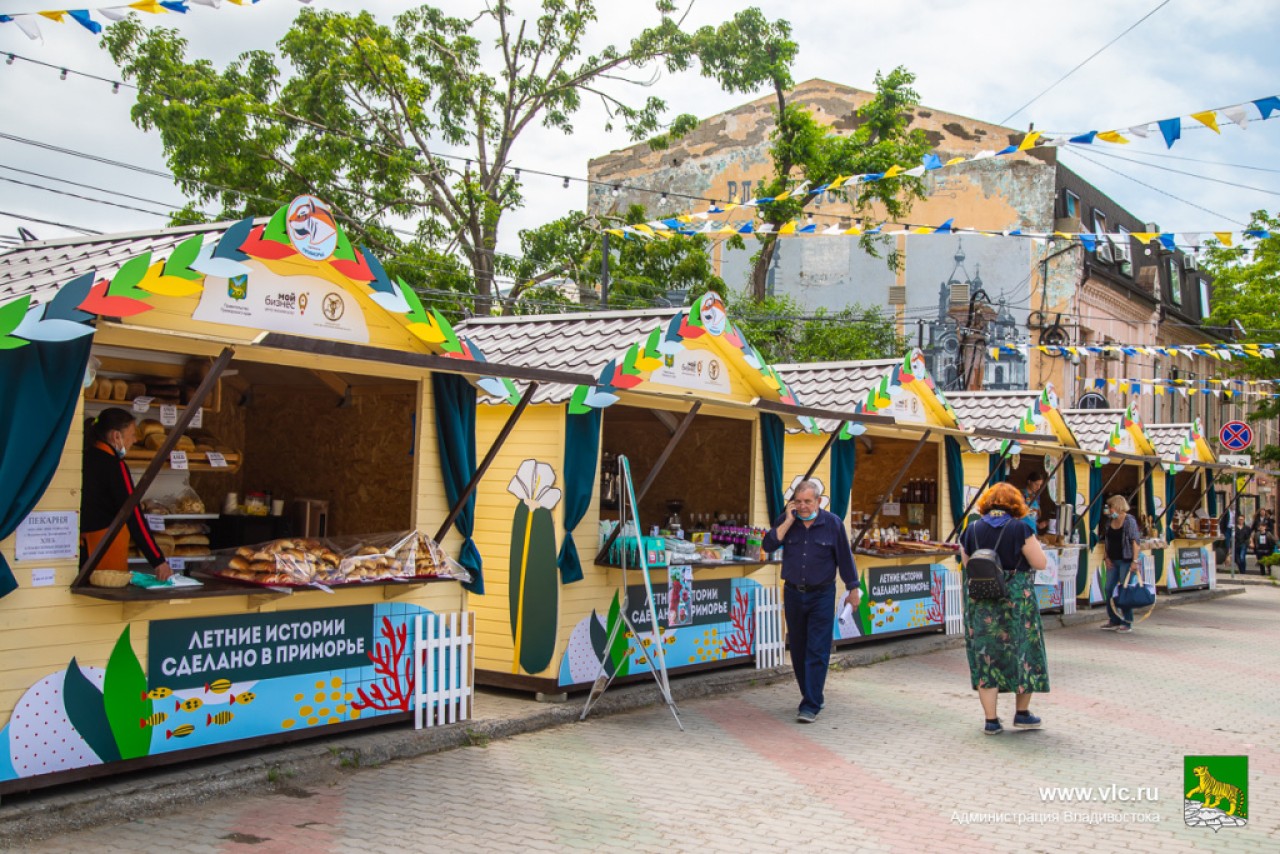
left=0, top=584, right=1244, bottom=846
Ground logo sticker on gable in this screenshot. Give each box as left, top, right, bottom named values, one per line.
left=699, top=291, right=727, bottom=337
left=228, top=275, right=248, bottom=302
left=286, top=196, right=340, bottom=262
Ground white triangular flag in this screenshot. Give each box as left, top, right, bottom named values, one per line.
left=190, top=0, right=223, bottom=8
left=14, top=17, right=42, bottom=39
left=1222, top=104, right=1249, bottom=130
left=98, top=9, right=128, bottom=21
left=1127, top=124, right=1151, bottom=138
left=904, top=165, right=927, bottom=177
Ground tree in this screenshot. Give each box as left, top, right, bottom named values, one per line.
left=727, top=292, right=903, bottom=365
left=1204, top=210, right=1280, bottom=462
left=500, top=204, right=732, bottom=310
left=103, top=2, right=703, bottom=311
left=688, top=10, right=932, bottom=300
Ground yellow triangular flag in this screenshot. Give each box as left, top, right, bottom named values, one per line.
left=130, top=1, right=168, bottom=12
left=38, top=11, right=67, bottom=22
left=1018, top=131, right=1041, bottom=150
left=946, top=157, right=966, bottom=166
left=1096, top=130, right=1129, bottom=144
left=883, top=165, right=904, bottom=178
left=779, top=221, right=797, bottom=235
left=1190, top=110, right=1220, bottom=133
left=1107, top=378, right=1117, bottom=386
left=605, top=229, right=625, bottom=237
left=633, top=224, right=654, bottom=234
left=1154, top=384, right=1166, bottom=396
left=828, top=176, right=850, bottom=190
left=843, top=226, right=862, bottom=235
left=1131, top=232, right=1158, bottom=244
left=911, top=226, right=932, bottom=234
left=1215, top=232, right=1233, bottom=246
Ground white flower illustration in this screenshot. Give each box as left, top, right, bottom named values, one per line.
left=507, top=458, right=563, bottom=509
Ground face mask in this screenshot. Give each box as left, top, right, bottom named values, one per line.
left=115, top=445, right=128, bottom=459
left=797, top=509, right=818, bottom=522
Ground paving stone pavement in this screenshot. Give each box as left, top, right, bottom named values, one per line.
left=12, top=587, right=1279, bottom=854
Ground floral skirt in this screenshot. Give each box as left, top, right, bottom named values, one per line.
left=963, top=570, right=1049, bottom=694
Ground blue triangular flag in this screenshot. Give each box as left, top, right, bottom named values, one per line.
left=1078, top=234, right=1097, bottom=252
left=1254, top=96, right=1280, bottom=120
left=1158, top=233, right=1176, bottom=251
left=160, top=2, right=190, bottom=12
left=1244, top=229, right=1272, bottom=239
left=67, top=10, right=102, bottom=33
left=922, top=154, right=942, bottom=170
left=996, top=145, right=1017, bottom=155
left=1157, top=118, right=1181, bottom=148
left=1069, top=131, right=1098, bottom=144
left=934, top=218, right=954, bottom=233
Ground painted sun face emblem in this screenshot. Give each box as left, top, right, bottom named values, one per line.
left=286, top=195, right=339, bottom=262
left=699, top=291, right=727, bottom=337
left=1045, top=383, right=1059, bottom=410
left=910, top=351, right=928, bottom=379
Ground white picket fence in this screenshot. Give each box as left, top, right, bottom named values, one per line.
left=754, top=584, right=786, bottom=669
left=1060, top=571, right=1078, bottom=615
left=944, top=570, right=964, bottom=635
left=414, top=611, right=475, bottom=729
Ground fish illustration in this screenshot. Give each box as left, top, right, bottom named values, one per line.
left=636, top=657, right=648, bottom=665
left=166, top=725, right=195, bottom=740
left=230, top=691, right=256, bottom=706
left=665, top=635, right=676, bottom=645
left=205, top=679, right=232, bottom=695
left=207, top=711, right=234, bottom=726
left=175, top=697, right=204, bottom=713
left=142, top=687, right=173, bottom=701
left=140, top=712, right=168, bottom=728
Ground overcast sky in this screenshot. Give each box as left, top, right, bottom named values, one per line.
left=1, top=0, right=1277, bottom=260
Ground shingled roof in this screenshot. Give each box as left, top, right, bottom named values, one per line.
left=947, top=391, right=1043, bottom=453
left=772, top=359, right=900, bottom=432
left=0, top=219, right=253, bottom=305
left=1061, top=409, right=1125, bottom=454
left=454, top=308, right=680, bottom=404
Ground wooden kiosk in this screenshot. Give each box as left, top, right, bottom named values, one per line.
left=947, top=384, right=1087, bottom=614
left=0, top=198, right=531, bottom=793
left=454, top=294, right=825, bottom=694
left=1147, top=419, right=1219, bottom=592
left=1060, top=405, right=1162, bottom=606
left=774, top=351, right=964, bottom=644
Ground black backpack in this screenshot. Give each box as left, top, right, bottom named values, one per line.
left=965, top=517, right=1016, bottom=600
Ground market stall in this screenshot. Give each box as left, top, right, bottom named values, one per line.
left=947, top=384, right=1086, bottom=614
left=453, top=293, right=830, bottom=695
left=1060, top=405, right=1163, bottom=606
left=0, top=196, right=534, bottom=793
left=775, top=351, right=963, bottom=645
left=1147, top=419, right=1219, bottom=592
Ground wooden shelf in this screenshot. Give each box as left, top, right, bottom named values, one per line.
left=595, top=558, right=781, bottom=571
left=124, top=448, right=242, bottom=473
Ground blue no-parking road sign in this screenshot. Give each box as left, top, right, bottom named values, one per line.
left=1220, top=420, right=1253, bottom=451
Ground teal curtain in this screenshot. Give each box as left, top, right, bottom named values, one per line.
left=761, top=414, right=785, bottom=523
left=1164, top=471, right=1179, bottom=537
left=1206, top=472, right=1218, bottom=517
left=432, top=372, right=483, bottom=594
left=945, top=437, right=965, bottom=529
left=1063, top=453, right=1078, bottom=530
left=989, top=453, right=1007, bottom=484
left=1143, top=464, right=1157, bottom=526
left=0, top=337, right=93, bottom=598
left=1088, top=465, right=1104, bottom=547
left=829, top=435, right=856, bottom=520
left=556, top=407, right=601, bottom=584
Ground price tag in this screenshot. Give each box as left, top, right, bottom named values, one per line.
left=205, top=451, right=228, bottom=468
left=145, top=513, right=166, bottom=532
left=132, top=396, right=154, bottom=413
left=168, top=557, right=186, bottom=572
left=160, top=404, right=178, bottom=427
left=190, top=408, right=204, bottom=428
left=169, top=450, right=189, bottom=470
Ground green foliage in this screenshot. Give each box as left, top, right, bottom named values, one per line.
left=103, top=626, right=153, bottom=760
left=690, top=11, right=929, bottom=297
left=1204, top=211, right=1280, bottom=459
left=103, top=2, right=703, bottom=307
left=726, top=292, right=904, bottom=365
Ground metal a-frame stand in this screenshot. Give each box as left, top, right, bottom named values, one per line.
left=580, top=454, right=683, bottom=730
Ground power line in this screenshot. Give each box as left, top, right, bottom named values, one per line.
left=0, top=208, right=101, bottom=236
left=0, top=174, right=177, bottom=218
left=0, top=163, right=201, bottom=212
left=1000, top=0, right=1173, bottom=124
left=1086, top=146, right=1280, bottom=176
left=1063, top=148, right=1246, bottom=226
left=1071, top=147, right=1280, bottom=199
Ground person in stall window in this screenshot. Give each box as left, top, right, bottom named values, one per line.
left=81, top=408, right=173, bottom=581
left=1020, top=471, right=1049, bottom=536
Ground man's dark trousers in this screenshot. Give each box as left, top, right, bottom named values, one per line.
left=784, top=582, right=836, bottom=715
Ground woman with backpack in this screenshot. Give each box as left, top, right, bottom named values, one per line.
left=959, top=482, right=1049, bottom=736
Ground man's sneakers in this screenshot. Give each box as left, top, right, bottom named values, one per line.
left=1013, top=710, right=1043, bottom=729
left=1100, top=623, right=1123, bottom=631
left=983, top=718, right=1004, bottom=736
left=796, top=709, right=818, bottom=724
left=1116, top=625, right=1134, bottom=634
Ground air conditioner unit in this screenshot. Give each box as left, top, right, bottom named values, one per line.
left=1099, top=349, right=1120, bottom=361
left=1184, top=254, right=1198, bottom=271
left=1096, top=241, right=1115, bottom=263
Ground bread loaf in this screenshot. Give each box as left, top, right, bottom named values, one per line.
left=126, top=382, right=147, bottom=399
left=175, top=544, right=211, bottom=557
left=144, top=433, right=166, bottom=451
left=176, top=534, right=209, bottom=546
left=138, top=419, right=164, bottom=440
left=111, top=379, right=129, bottom=400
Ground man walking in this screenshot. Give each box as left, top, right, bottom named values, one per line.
left=762, top=481, right=860, bottom=724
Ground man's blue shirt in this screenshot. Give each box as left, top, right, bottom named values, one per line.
left=762, top=508, right=859, bottom=590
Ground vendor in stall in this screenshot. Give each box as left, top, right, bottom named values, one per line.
left=80, top=408, right=173, bottom=581
left=1020, top=471, right=1050, bottom=536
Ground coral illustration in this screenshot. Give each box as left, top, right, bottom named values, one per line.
left=925, top=572, right=945, bottom=623
left=720, top=588, right=754, bottom=656
left=353, top=617, right=413, bottom=713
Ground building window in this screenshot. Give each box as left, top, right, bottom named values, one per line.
left=1064, top=190, right=1079, bottom=219
left=1166, top=256, right=1182, bottom=306
left=1092, top=208, right=1107, bottom=236
left=1115, top=225, right=1133, bottom=277
left=1199, top=278, right=1211, bottom=317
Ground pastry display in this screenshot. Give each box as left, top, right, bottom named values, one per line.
left=208, top=531, right=463, bottom=587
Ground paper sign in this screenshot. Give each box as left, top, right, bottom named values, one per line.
left=205, top=451, right=227, bottom=468
left=132, top=396, right=154, bottom=413
left=169, top=450, right=189, bottom=470
left=190, top=408, right=204, bottom=428
left=168, top=557, right=186, bottom=572
left=30, top=568, right=56, bottom=587
left=160, top=404, right=178, bottom=427
left=15, top=511, right=79, bottom=561
left=145, top=513, right=166, bottom=532
left=882, top=502, right=901, bottom=517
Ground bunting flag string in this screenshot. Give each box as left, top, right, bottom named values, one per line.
left=1045, top=94, right=1280, bottom=150
left=0, top=0, right=302, bottom=41
left=990, top=343, right=1280, bottom=362
left=1084, top=377, right=1280, bottom=400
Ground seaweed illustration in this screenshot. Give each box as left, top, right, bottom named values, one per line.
left=62, top=658, right=120, bottom=763
left=720, top=588, right=754, bottom=656
left=103, top=626, right=152, bottom=759
left=588, top=591, right=631, bottom=678
left=925, top=572, right=945, bottom=623
left=352, top=617, right=413, bottom=713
